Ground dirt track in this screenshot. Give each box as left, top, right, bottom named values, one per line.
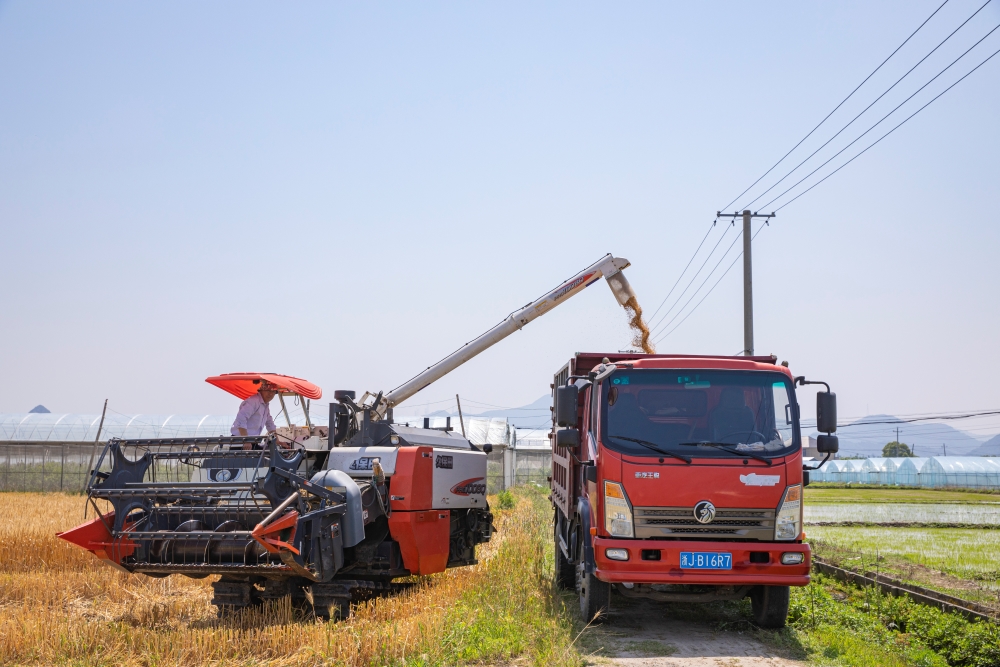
left=579, top=595, right=804, bottom=667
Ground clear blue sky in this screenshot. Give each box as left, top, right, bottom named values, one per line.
left=2, top=1, right=998, bottom=434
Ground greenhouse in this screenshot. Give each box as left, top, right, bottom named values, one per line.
left=918, top=457, right=1000, bottom=488
left=0, top=413, right=237, bottom=441
left=811, top=456, right=1000, bottom=488
left=860, top=457, right=898, bottom=485
left=894, top=457, right=931, bottom=486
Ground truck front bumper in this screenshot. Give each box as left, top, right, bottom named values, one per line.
left=593, top=538, right=810, bottom=586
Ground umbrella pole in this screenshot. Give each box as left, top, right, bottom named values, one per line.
left=278, top=394, right=292, bottom=427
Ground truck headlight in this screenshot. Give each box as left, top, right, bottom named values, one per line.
left=604, top=481, right=634, bottom=538
left=775, top=484, right=802, bottom=541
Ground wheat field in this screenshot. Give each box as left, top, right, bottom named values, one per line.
left=0, top=488, right=579, bottom=666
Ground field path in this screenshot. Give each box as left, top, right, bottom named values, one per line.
left=582, top=597, right=803, bottom=667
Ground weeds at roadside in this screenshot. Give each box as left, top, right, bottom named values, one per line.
left=788, top=574, right=1000, bottom=667
left=496, top=488, right=516, bottom=510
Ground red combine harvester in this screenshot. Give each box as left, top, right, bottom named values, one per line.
left=59, top=254, right=643, bottom=619
left=550, top=353, right=838, bottom=627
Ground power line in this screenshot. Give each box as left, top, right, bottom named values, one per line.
left=743, top=0, right=993, bottom=212
left=652, top=225, right=747, bottom=337
left=649, top=222, right=735, bottom=333
left=654, top=221, right=769, bottom=344
left=769, top=35, right=1000, bottom=212
left=719, top=0, right=952, bottom=213
left=837, top=409, right=1000, bottom=427
left=646, top=220, right=717, bottom=324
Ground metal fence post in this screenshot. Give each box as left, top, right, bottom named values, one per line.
left=60, top=444, right=65, bottom=492
left=502, top=446, right=513, bottom=490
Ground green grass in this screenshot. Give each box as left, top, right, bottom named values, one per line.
left=806, top=487, right=1000, bottom=504
left=789, top=574, right=1000, bottom=667
left=428, top=484, right=581, bottom=666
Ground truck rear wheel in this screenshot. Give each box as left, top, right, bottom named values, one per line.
left=576, top=536, right=609, bottom=621
left=749, top=585, right=790, bottom=628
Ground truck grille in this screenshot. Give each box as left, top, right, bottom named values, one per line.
left=634, top=506, right=775, bottom=541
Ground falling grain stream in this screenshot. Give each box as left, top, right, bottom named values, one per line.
left=623, top=295, right=656, bottom=354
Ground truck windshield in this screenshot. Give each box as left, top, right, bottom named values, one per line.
left=600, top=369, right=799, bottom=460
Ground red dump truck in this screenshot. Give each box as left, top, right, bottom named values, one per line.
left=550, top=352, right=838, bottom=627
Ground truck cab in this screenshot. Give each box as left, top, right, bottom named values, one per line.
left=551, top=353, right=832, bottom=628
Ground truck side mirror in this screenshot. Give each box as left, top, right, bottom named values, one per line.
left=817, top=434, right=839, bottom=454
left=816, top=391, right=837, bottom=434
left=556, top=428, right=580, bottom=449
left=555, top=385, right=580, bottom=428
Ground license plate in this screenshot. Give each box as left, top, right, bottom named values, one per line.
left=680, top=551, right=732, bottom=569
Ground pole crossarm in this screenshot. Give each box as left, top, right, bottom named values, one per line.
left=716, top=211, right=776, bottom=219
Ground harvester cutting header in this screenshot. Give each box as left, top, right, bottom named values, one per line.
left=59, top=254, right=641, bottom=619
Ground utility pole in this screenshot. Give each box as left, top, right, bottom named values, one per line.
left=716, top=210, right=774, bottom=356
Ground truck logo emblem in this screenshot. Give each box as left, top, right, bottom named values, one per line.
left=436, top=455, right=453, bottom=469
left=740, top=473, right=781, bottom=487
left=451, top=477, right=486, bottom=496
left=634, top=471, right=659, bottom=479
left=693, top=500, right=716, bottom=524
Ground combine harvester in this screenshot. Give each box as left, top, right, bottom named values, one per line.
left=59, top=254, right=640, bottom=619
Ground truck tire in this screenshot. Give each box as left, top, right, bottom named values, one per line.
left=750, top=585, right=790, bottom=628
left=554, top=518, right=575, bottom=589
left=576, top=536, right=609, bottom=622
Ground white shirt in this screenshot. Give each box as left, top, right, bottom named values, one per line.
left=231, top=393, right=276, bottom=436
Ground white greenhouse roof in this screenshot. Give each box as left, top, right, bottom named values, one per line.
left=861, top=458, right=896, bottom=472
left=922, top=457, right=1000, bottom=473
left=0, top=413, right=237, bottom=441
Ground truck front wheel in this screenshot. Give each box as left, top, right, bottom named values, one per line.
left=749, top=585, right=790, bottom=628
left=576, top=536, right=609, bottom=621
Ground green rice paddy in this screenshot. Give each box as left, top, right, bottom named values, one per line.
left=804, top=502, right=1000, bottom=525
left=808, top=525, right=1000, bottom=583
left=805, top=486, right=1000, bottom=504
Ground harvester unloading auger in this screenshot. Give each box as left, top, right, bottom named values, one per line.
left=59, top=254, right=641, bottom=619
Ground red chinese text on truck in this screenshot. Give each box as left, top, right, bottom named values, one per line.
left=550, top=352, right=839, bottom=628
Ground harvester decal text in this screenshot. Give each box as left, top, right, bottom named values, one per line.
left=349, top=457, right=377, bottom=471
left=450, top=477, right=486, bottom=496
left=550, top=272, right=596, bottom=302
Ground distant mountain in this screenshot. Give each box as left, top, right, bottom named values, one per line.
left=28, top=405, right=50, bottom=414
left=468, top=395, right=551, bottom=429
left=396, top=395, right=551, bottom=429
left=970, top=433, right=1000, bottom=457
left=815, top=414, right=984, bottom=457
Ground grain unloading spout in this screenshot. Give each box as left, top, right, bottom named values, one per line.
left=380, top=254, right=632, bottom=411
left=604, top=264, right=636, bottom=306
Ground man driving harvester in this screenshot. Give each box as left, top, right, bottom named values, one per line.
left=231, top=379, right=277, bottom=444
left=209, top=373, right=323, bottom=449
